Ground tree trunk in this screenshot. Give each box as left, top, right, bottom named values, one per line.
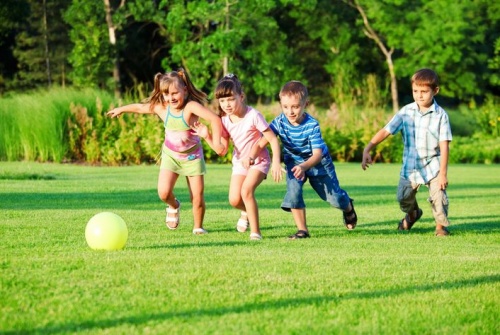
left=42, top=0, right=52, bottom=87
left=103, top=0, right=121, bottom=99
left=349, top=0, right=399, bottom=112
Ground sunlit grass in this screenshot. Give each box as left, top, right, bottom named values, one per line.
left=0, top=162, right=499, bottom=334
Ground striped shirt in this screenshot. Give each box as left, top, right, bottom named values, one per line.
left=385, top=100, right=452, bottom=184
left=270, top=113, right=329, bottom=169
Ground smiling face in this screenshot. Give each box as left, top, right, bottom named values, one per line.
left=412, top=83, right=439, bottom=112
left=163, top=82, right=188, bottom=111
left=280, top=94, right=307, bottom=126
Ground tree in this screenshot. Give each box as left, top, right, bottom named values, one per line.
left=10, top=0, right=72, bottom=90
left=64, top=1, right=114, bottom=90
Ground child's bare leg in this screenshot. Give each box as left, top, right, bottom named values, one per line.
left=186, top=175, right=205, bottom=230
left=240, top=170, right=266, bottom=236
left=291, top=208, right=307, bottom=232
left=158, top=169, right=181, bottom=228
left=158, top=169, right=180, bottom=206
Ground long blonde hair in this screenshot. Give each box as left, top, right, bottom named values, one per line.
left=147, top=68, right=207, bottom=111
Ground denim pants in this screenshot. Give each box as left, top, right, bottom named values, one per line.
left=281, top=157, right=351, bottom=212
left=397, top=177, right=450, bottom=226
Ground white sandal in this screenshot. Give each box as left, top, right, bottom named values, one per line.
left=250, top=233, right=262, bottom=240
left=166, top=199, right=180, bottom=230
left=192, top=228, right=208, bottom=235
left=236, top=211, right=249, bottom=233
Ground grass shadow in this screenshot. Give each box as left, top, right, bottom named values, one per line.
left=8, top=274, right=499, bottom=335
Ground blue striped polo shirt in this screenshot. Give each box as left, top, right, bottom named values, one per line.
left=270, top=112, right=329, bottom=166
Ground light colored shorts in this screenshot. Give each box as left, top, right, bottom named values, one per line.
left=160, top=145, right=206, bottom=176
left=232, top=156, right=270, bottom=176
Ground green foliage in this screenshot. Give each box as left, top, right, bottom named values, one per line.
left=0, top=89, right=498, bottom=165
left=64, top=1, right=113, bottom=89
left=1, top=162, right=499, bottom=334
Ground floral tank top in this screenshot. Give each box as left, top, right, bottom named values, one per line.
left=164, top=106, right=203, bottom=161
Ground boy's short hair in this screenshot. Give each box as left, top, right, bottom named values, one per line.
left=279, top=81, right=309, bottom=104
left=411, top=68, right=439, bottom=89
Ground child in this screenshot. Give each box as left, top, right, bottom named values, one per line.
left=361, top=68, right=452, bottom=236
left=107, top=68, right=224, bottom=235
left=192, top=74, right=282, bottom=240
left=251, top=80, right=357, bottom=239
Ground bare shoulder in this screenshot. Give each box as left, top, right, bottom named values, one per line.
left=152, top=103, right=167, bottom=121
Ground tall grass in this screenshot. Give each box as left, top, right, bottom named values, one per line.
left=0, top=162, right=499, bottom=334
left=0, top=88, right=115, bottom=162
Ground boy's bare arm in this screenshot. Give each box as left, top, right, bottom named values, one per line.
left=361, top=129, right=391, bottom=170
left=438, top=140, right=450, bottom=190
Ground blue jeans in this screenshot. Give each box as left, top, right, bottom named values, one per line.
left=281, top=156, right=351, bottom=211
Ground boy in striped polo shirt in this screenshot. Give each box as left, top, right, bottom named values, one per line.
left=252, top=80, right=357, bottom=239
left=361, top=68, right=452, bottom=236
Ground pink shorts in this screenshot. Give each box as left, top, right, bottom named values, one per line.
left=232, top=156, right=270, bottom=176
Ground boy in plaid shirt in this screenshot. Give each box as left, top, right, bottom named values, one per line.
left=361, top=68, right=452, bottom=236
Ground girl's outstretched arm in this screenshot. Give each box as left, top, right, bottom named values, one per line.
left=186, top=101, right=225, bottom=155
left=107, top=103, right=154, bottom=118
left=191, top=121, right=229, bottom=156
left=261, top=128, right=283, bottom=182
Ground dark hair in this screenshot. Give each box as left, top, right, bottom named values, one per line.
left=147, top=68, right=207, bottom=111
left=279, top=80, right=309, bottom=104
left=214, top=73, right=244, bottom=116
left=411, top=68, right=439, bottom=89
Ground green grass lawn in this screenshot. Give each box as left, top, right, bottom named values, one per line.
left=1, top=162, right=499, bottom=335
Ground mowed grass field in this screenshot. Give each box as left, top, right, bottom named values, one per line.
left=0, top=162, right=499, bottom=335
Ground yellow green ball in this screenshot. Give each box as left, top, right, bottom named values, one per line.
left=85, top=212, right=128, bottom=250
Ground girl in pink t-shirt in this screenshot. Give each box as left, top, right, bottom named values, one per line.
left=193, top=74, right=282, bottom=240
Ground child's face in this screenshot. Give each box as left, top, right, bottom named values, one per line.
left=218, top=93, right=244, bottom=116
left=163, top=83, right=187, bottom=110
left=412, top=83, right=439, bottom=111
left=280, top=94, right=306, bottom=126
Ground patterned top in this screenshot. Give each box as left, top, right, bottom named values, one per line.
left=270, top=112, right=329, bottom=170
left=221, top=106, right=271, bottom=165
left=163, top=106, right=203, bottom=161
left=384, top=100, right=452, bottom=184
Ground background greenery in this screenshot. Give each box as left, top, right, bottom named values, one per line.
left=0, top=88, right=498, bottom=164
left=0, top=0, right=499, bottom=165
left=1, top=0, right=499, bottom=107
left=1, top=162, right=499, bottom=334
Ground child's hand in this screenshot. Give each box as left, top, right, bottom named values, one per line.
left=107, top=109, right=122, bottom=118
left=291, top=165, right=305, bottom=180
left=271, top=164, right=284, bottom=182
left=191, top=121, right=209, bottom=139
left=438, top=172, right=448, bottom=190
left=361, top=151, right=372, bottom=170
left=242, top=157, right=254, bottom=169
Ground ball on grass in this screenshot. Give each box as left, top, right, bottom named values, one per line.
left=85, top=212, right=128, bottom=250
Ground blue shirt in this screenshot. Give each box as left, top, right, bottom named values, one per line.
left=270, top=113, right=329, bottom=170
left=385, top=100, right=452, bottom=184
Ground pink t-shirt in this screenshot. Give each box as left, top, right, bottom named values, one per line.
left=222, top=106, right=271, bottom=173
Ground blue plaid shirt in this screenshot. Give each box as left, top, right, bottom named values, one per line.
left=385, top=100, right=452, bottom=184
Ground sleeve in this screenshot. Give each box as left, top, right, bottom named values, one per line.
left=254, top=111, right=271, bottom=133
left=439, top=113, right=453, bottom=142
left=384, top=111, right=404, bottom=135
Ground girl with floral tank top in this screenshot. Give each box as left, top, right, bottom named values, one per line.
left=107, top=68, right=224, bottom=235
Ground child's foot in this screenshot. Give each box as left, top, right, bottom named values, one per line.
left=250, top=232, right=262, bottom=240
left=236, top=211, right=249, bottom=233
left=343, top=199, right=357, bottom=230
left=166, top=199, right=181, bottom=230
left=398, top=208, right=423, bottom=231
left=192, top=228, right=208, bottom=235
left=289, top=230, right=310, bottom=239
left=435, top=225, right=450, bottom=237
